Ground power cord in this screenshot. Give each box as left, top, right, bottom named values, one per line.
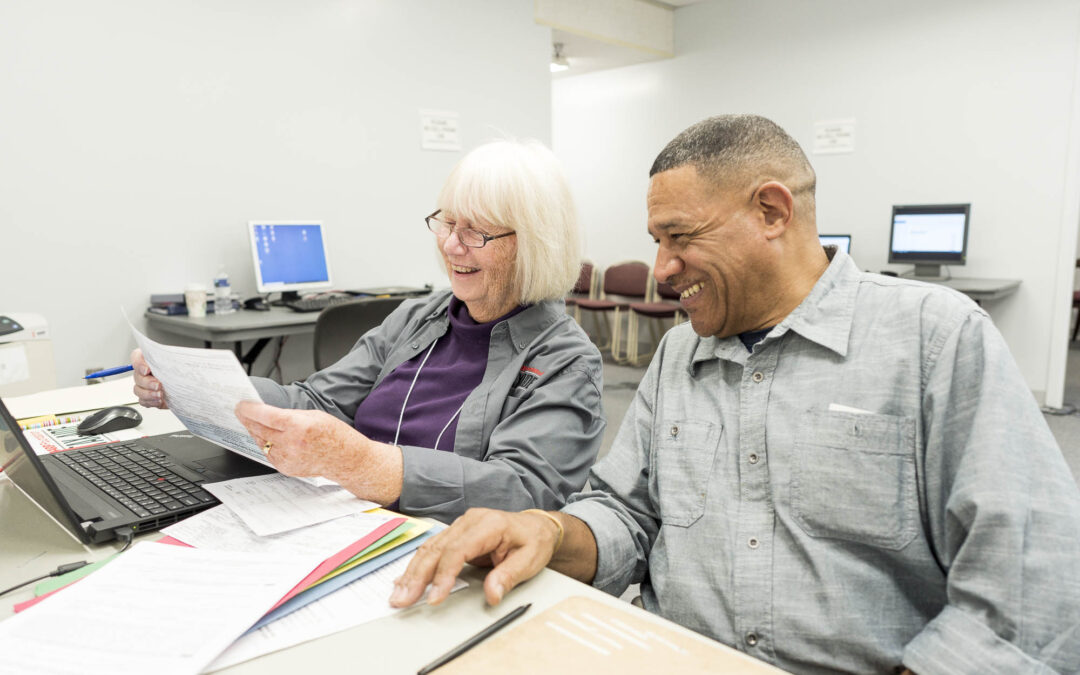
left=0, top=527, right=135, bottom=598
left=0, top=561, right=90, bottom=598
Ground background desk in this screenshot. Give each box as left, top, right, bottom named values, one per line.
left=144, top=307, right=317, bottom=373
left=922, top=277, right=1021, bottom=303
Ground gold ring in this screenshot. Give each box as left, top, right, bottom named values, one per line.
left=263, top=441, right=273, bottom=455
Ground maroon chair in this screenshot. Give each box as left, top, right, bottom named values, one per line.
left=564, top=261, right=597, bottom=314
left=1073, top=290, right=1080, bottom=341
left=573, top=261, right=651, bottom=360
left=626, top=280, right=685, bottom=365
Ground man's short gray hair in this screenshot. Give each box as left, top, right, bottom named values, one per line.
left=437, top=138, right=581, bottom=304
left=650, top=115, right=816, bottom=199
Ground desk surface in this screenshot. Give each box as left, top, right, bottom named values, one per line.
left=144, top=306, right=318, bottom=344
left=0, top=387, right=775, bottom=674
left=919, top=276, right=1021, bottom=302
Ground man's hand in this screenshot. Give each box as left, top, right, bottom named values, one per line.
left=131, top=349, right=167, bottom=409
left=234, top=400, right=404, bottom=504
left=389, top=508, right=565, bottom=608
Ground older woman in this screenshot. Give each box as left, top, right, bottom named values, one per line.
left=133, top=138, right=604, bottom=523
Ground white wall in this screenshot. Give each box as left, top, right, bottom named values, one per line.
left=554, top=0, right=1080, bottom=403
left=0, top=0, right=552, bottom=386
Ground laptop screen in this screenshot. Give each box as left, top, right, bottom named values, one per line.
left=0, top=399, right=88, bottom=543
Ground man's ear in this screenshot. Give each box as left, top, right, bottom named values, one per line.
left=755, top=181, right=794, bottom=241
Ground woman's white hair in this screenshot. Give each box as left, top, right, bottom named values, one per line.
left=436, top=138, right=581, bottom=304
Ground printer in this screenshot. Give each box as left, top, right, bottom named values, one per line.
left=0, top=313, right=57, bottom=397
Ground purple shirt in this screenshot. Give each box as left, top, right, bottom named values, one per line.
left=353, top=297, right=525, bottom=452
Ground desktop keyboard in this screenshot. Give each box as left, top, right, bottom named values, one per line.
left=283, top=294, right=356, bottom=313
left=55, top=443, right=215, bottom=518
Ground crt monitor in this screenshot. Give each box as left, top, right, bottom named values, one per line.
left=249, top=221, right=332, bottom=300
left=819, top=234, right=851, bottom=255
left=888, top=204, right=970, bottom=278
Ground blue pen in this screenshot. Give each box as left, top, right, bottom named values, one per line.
left=84, top=365, right=135, bottom=379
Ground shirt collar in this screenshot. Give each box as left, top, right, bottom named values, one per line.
left=688, top=251, right=859, bottom=370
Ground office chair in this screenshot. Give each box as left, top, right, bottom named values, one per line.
left=626, top=280, right=685, bottom=366
left=1073, top=259, right=1080, bottom=341
left=572, top=261, right=651, bottom=361
left=565, top=260, right=598, bottom=317
left=313, top=297, right=405, bottom=371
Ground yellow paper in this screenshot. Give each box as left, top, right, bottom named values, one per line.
left=314, top=514, right=432, bottom=585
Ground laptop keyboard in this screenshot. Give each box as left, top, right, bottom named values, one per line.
left=55, top=443, right=215, bottom=519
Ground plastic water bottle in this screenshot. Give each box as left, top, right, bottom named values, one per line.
left=213, top=270, right=235, bottom=314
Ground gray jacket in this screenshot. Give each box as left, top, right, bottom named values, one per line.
left=252, top=290, right=605, bottom=523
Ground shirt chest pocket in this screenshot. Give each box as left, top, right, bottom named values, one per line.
left=790, top=411, right=918, bottom=550
left=652, top=421, right=722, bottom=528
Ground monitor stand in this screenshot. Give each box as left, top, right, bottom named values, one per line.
left=911, top=263, right=946, bottom=280
left=270, top=291, right=302, bottom=307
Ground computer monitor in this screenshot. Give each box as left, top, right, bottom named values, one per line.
left=888, top=204, right=970, bottom=278
left=249, top=221, right=333, bottom=300
left=819, top=234, right=851, bottom=255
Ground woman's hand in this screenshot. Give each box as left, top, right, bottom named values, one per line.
left=131, top=348, right=168, bottom=409
left=234, top=400, right=404, bottom=504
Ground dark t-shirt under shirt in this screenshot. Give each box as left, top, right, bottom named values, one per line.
left=352, top=297, right=525, bottom=452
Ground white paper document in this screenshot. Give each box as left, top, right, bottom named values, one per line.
left=201, top=473, right=379, bottom=536
left=130, top=323, right=269, bottom=466
left=0, top=542, right=312, bottom=675
left=208, top=552, right=468, bottom=670
left=4, top=375, right=139, bottom=419
left=163, top=504, right=393, bottom=556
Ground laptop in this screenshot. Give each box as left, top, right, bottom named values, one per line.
left=0, top=397, right=273, bottom=545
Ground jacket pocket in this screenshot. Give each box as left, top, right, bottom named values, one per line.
left=653, top=420, right=722, bottom=528
left=791, top=410, right=917, bottom=550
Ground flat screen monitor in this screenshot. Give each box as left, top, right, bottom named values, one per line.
left=888, top=204, right=969, bottom=278
left=819, top=234, right=851, bottom=255
left=249, top=221, right=332, bottom=299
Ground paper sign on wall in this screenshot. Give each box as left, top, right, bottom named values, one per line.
left=420, top=109, right=461, bottom=151
left=814, top=118, right=855, bottom=154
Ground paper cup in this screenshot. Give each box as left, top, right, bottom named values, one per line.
left=184, top=284, right=208, bottom=318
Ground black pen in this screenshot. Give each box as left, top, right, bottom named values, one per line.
left=417, top=603, right=531, bottom=674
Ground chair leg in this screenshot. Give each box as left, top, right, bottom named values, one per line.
left=626, top=312, right=639, bottom=365
left=1073, top=305, right=1080, bottom=341
left=611, top=308, right=624, bottom=362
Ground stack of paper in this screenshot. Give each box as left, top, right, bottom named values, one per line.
left=8, top=472, right=458, bottom=671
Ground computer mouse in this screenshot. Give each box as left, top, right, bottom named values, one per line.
left=77, top=406, right=143, bottom=435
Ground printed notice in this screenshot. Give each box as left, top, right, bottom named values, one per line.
left=420, top=109, right=461, bottom=151
left=814, top=118, right=855, bottom=154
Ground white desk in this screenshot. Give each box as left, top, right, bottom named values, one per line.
left=0, top=387, right=774, bottom=674
left=919, top=277, right=1021, bottom=303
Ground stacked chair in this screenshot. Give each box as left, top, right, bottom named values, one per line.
left=571, top=260, right=650, bottom=361
left=626, top=280, right=685, bottom=365
left=565, top=261, right=599, bottom=324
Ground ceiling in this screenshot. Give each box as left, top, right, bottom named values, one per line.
left=550, top=0, right=699, bottom=79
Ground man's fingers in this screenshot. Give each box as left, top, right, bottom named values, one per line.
left=482, top=547, right=544, bottom=606
left=390, top=531, right=455, bottom=607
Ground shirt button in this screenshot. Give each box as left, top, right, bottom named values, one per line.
left=411, top=343, right=419, bottom=349
left=748, top=453, right=759, bottom=464
left=748, top=537, right=760, bottom=549
left=670, top=425, right=679, bottom=438
left=751, top=371, right=764, bottom=383
left=745, top=632, right=759, bottom=647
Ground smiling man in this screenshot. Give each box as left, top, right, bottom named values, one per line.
left=390, top=115, right=1080, bottom=674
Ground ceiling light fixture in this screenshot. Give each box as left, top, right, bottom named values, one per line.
left=550, top=42, right=569, bottom=73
